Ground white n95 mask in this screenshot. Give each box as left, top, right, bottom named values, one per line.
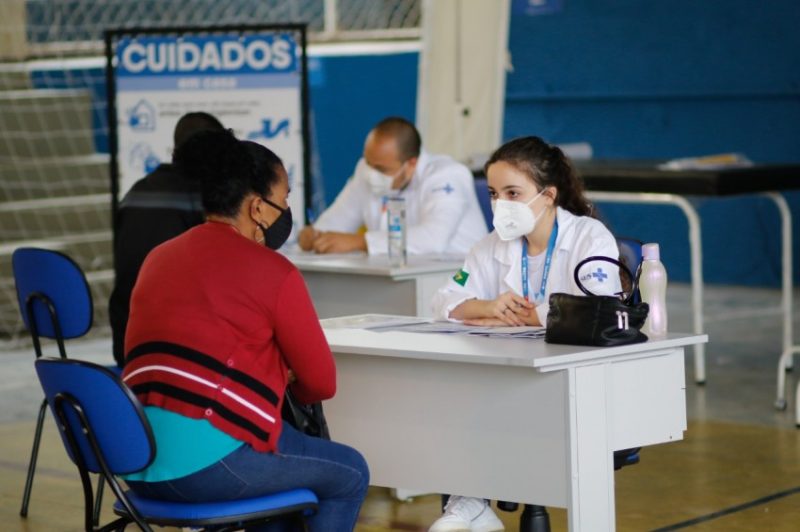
left=491, top=189, right=545, bottom=241
left=366, top=167, right=394, bottom=197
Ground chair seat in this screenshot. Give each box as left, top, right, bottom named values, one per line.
left=613, top=447, right=641, bottom=470
left=114, top=488, right=318, bottom=526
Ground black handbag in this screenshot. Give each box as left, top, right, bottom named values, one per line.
left=545, top=256, right=650, bottom=346
left=281, top=388, right=330, bottom=440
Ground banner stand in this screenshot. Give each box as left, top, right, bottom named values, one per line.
left=105, top=24, right=311, bottom=244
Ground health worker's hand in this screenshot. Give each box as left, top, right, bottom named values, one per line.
left=297, top=226, right=319, bottom=251
left=480, top=290, right=534, bottom=326
left=312, top=232, right=367, bottom=254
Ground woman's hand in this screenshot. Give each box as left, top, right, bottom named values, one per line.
left=480, top=291, right=534, bottom=326
left=287, top=369, right=297, bottom=383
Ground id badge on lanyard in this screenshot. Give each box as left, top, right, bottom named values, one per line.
left=521, top=219, right=558, bottom=303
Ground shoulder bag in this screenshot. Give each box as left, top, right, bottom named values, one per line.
left=281, top=388, right=330, bottom=440
left=545, top=256, right=650, bottom=347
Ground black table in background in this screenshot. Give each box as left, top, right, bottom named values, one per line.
left=573, top=160, right=800, bottom=196
left=571, top=160, right=800, bottom=412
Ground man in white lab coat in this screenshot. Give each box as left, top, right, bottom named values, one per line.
left=298, top=116, right=488, bottom=255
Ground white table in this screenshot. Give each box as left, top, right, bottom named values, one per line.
left=283, top=250, right=464, bottom=318
left=321, top=321, right=708, bottom=531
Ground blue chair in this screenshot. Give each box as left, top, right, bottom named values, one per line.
left=474, top=177, right=494, bottom=230
left=616, top=236, right=644, bottom=304
left=34, top=357, right=319, bottom=532
left=12, top=247, right=93, bottom=360
left=12, top=247, right=106, bottom=520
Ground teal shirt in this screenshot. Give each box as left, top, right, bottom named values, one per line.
left=124, top=407, right=243, bottom=482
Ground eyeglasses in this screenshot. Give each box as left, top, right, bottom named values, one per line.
left=261, top=196, right=286, bottom=213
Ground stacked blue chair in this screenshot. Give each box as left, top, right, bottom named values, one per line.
left=35, top=357, right=318, bottom=531
left=12, top=247, right=107, bottom=520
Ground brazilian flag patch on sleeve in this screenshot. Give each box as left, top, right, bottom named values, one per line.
left=453, top=269, right=469, bottom=286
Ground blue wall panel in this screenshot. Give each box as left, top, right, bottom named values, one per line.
left=504, top=0, right=800, bottom=286
left=307, top=52, right=418, bottom=207
left=505, top=97, right=800, bottom=162
left=30, top=67, right=108, bottom=153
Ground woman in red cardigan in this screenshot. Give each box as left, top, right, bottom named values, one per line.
left=122, top=130, right=369, bottom=531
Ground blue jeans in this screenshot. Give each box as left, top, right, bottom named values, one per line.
left=126, top=423, right=369, bottom=531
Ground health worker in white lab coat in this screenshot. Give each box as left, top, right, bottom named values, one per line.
left=432, top=135, right=622, bottom=328
left=297, top=116, right=487, bottom=255
left=428, top=136, right=623, bottom=531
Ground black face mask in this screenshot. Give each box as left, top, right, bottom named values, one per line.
left=260, top=198, right=293, bottom=250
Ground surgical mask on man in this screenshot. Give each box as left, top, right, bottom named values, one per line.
left=363, top=161, right=407, bottom=197
left=366, top=167, right=394, bottom=197
left=491, top=189, right=546, bottom=241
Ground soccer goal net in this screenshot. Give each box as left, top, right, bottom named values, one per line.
left=0, top=0, right=420, bottom=346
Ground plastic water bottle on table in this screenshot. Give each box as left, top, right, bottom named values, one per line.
left=386, top=196, right=407, bottom=267
left=639, top=242, right=668, bottom=338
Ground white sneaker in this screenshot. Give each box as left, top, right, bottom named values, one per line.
left=428, top=496, right=505, bottom=532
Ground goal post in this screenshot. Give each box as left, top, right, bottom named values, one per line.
left=0, top=0, right=420, bottom=346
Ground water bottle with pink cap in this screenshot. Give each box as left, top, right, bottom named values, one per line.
left=640, top=242, right=668, bottom=337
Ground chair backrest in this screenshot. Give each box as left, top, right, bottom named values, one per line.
left=474, top=178, right=494, bottom=230
left=12, top=247, right=93, bottom=342
left=34, top=357, right=154, bottom=476
left=616, top=237, right=643, bottom=303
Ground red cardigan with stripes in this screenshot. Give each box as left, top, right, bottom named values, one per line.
left=122, top=222, right=335, bottom=453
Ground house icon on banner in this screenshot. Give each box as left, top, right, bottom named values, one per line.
left=128, top=100, right=156, bottom=132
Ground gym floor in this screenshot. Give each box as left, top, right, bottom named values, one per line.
left=2, top=283, right=800, bottom=531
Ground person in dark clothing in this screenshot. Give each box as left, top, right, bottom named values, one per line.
left=109, top=112, right=225, bottom=367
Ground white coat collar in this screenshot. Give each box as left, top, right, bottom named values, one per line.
left=416, top=149, right=431, bottom=171
left=494, top=207, right=578, bottom=291
left=410, top=149, right=430, bottom=181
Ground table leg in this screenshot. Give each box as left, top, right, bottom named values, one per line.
left=567, top=364, right=615, bottom=531
left=674, top=195, right=706, bottom=384
left=764, top=193, right=800, bottom=415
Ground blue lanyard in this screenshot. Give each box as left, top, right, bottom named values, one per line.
left=521, top=219, right=559, bottom=303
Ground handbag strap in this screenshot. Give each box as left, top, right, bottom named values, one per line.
left=573, top=255, right=640, bottom=305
